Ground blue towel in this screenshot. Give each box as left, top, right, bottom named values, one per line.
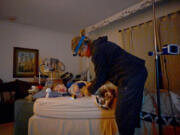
left=33, top=90, right=69, bottom=99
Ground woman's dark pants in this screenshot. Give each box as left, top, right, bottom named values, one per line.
left=115, top=67, right=148, bottom=135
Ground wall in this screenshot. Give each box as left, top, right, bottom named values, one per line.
left=0, top=21, right=81, bottom=82
left=87, top=0, right=180, bottom=80
left=88, top=0, right=180, bottom=45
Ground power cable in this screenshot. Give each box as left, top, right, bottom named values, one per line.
left=163, top=56, right=177, bottom=135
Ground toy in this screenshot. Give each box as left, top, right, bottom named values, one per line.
left=38, top=85, right=43, bottom=90
left=26, top=86, right=39, bottom=102
left=45, top=88, right=52, bottom=98
left=95, top=81, right=117, bottom=109
left=96, top=88, right=116, bottom=109
left=68, top=81, right=91, bottom=99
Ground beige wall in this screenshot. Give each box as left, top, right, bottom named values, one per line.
left=89, top=1, right=180, bottom=45
left=0, top=21, right=82, bottom=82
left=87, top=0, right=180, bottom=81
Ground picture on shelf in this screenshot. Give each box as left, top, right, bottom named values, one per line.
left=13, top=47, right=39, bottom=77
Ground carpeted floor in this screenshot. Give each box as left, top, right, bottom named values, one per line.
left=0, top=122, right=14, bottom=135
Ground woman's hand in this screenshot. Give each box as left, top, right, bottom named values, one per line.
left=81, top=82, right=92, bottom=96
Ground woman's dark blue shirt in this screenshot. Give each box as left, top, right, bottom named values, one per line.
left=88, top=36, right=145, bottom=94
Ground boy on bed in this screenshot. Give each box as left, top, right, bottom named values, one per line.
left=71, top=30, right=148, bottom=135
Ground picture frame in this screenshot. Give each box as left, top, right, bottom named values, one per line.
left=13, top=47, right=39, bottom=78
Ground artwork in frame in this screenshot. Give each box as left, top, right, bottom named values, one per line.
left=13, top=47, right=39, bottom=78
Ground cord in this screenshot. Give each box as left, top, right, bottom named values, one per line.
left=163, top=56, right=176, bottom=135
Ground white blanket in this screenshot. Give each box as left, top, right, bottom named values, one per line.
left=34, top=96, right=115, bottom=119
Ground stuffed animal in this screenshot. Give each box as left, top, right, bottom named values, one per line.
left=45, top=88, right=52, bottom=98
left=68, top=81, right=91, bottom=99
left=95, top=81, right=117, bottom=109
left=96, top=88, right=116, bottom=109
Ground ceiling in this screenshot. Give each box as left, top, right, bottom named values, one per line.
left=0, top=0, right=140, bottom=34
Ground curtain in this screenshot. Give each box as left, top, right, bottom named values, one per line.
left=120, top=11, right=180, bottom=95
left=121, top=29, right=134, bottom=53
left=120, top=22, right=156, bottom=89
left=158, top=12, right=180, bottom=95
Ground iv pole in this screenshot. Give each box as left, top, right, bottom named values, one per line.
left=152, top=0, right=163, bottom=134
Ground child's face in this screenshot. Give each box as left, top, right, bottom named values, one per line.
left=104, top=91, right=113, bottom=100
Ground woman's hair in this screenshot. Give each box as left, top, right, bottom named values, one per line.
left=71, top=36, right=81, bottom=52
left=71, top=29, right=91, bottom=52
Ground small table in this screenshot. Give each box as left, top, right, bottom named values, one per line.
left=14, top=99, right=34, bottom=135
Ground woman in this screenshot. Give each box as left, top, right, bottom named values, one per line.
left=71, top=35, right=148, bottom=135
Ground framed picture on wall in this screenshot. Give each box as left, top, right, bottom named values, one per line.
left=13, top=47, right=39, bottom=78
